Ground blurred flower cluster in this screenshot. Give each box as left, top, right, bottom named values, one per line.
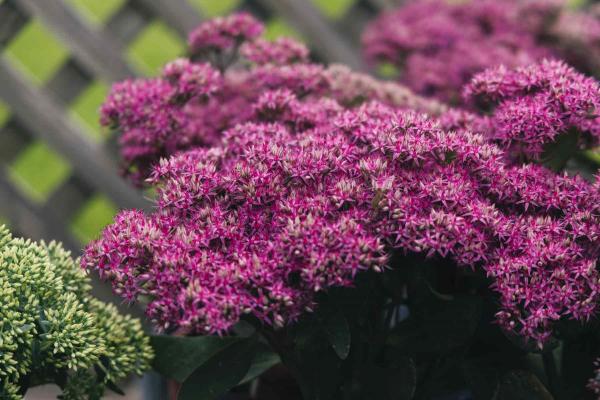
left=362, top=0, right=600, bottom=105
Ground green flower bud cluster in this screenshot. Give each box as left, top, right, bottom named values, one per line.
left=0, top=226, right=153, bottom=399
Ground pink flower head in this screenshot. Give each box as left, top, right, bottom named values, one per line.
left=241, top=37, right=310, bottom=66
left=90, top=16, right=600, bottom=349
left=100, top=60, right=221, bottom=184
left=464, top=59, right=600, bottom=159
left=188, top=12, right=264, bottom=55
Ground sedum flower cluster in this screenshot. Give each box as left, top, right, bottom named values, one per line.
left=82, top=13, right=600, bottom=349
left=438, top=59, right=600, bottom=161
left=362, top=0, right=600, bottom=105
left=0, top=225, right=152, bottom=399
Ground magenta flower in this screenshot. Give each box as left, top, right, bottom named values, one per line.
left=100, top=59, right=221, bottom=184
left=188, top=12, right=263, bottom=55
left=86, top=15, right=600, bottom=350
left=362, top=0, right=553, bottom=104
left=240, top=37, right=310, bottom=66
left=463, top=59, right=600, bottom=160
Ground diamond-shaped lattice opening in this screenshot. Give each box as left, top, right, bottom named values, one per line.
left=189, top=0, right=241, bottom=17
left=377, top=62, right=400, bottom=79
left=67, top=0, right=125, bottom=26
left=0, top=100, right=9, bottom=128
left=4, top=20, right=69, bottom=85
left=127, top=21, right=185, bottom=76
left=71, top=194, right=117, bottom=243
left=310, top=0, right=356, bottom=19
left=69, top=81, right=109, bottom=142
left=9, top=142, right=71, bottom=203
left=0, top=215, right=10, bottom=229
left=264, top=18, right=303, bottom=41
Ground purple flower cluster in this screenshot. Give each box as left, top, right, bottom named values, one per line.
left=454, top=60, right=600, bottom=160
left=86, top=15, right=600, bottom=347
left=240, top=37, right=310, bottom=66
left=362, top=0, right=554, bottom=104
left=547, top=9, right=600, bottom=75
left=101, top=39, right=443, bottom=185
left=590, top=359, right=600, bottom=397
left=101, top=59, right=221, bottom=183
left=188, top=12, right=263, bottom=55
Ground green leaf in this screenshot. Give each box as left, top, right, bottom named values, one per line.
left=18, top=324, right=34, bottom=333
left=323, top=312, right=351, bottom=360
left=542, top=129, right=580, bottom=171
left=361, top=359, right=417, bottom=400
left=177, top=339, right=255, bottom=400
left=495, top=371, right=553, bottom=400
left=239, top=343, right=280, bottom=385
left=388, top=295, right=482, bottom=356
left=105, top=380, right=125, bottom=396
left=462, top=357, right=500, bottom=400
left=150, top=335, right=242, bottom=382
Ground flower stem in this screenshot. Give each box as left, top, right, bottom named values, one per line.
left=542, top=350, right=562, bottom=400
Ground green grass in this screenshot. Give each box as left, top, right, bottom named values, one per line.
left=9, top=142, right=71, bottom=203
left=70, top=195, right=117, bottom=243
left=4, top=20, right=69, bottom=85
left=310, top=0, right=356, bottom=19
left=67, top=0, right=125, bottom=26
left=189, top=0, right=241, bottom=17
left=69, top=81, right=109, bottom=142
left=128, top=21, right=186, bottom=76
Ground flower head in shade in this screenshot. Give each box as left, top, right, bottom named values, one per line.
left=589, top=359, right=600, bottom=398
left=0, top=226, right=152, bottom=399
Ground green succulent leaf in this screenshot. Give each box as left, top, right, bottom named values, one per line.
left=150, top=335, right=243, bottom=382
left=323, top=312, right=351, bottom=360
left=495, top=370, right=553, bottom=400
left=361, top=359, right=417, bottom=400
left=542, top=129, right=580, bottom=171
left=177, top=339, right=256, bottom=400
left=239, top=343, right=280, bottom=385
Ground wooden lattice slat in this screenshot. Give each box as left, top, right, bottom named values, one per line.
left=18, top=0, right=135, bottom=81
left=134, top=0, right=204, bottom=37
left=256, top=0, right=366, bottom=70
left=0, top=169, right=79, bottom=251
left=0, top=58, right=148, bottom=210
left=104, top=1, right=152, bottom=45
left=0, top=0, right=28, bottom=46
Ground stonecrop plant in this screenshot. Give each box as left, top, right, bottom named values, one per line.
left=83, top=10, right=600, bottom=400
left=362, top=0, right=600, bottom=105
left=0, top=226, right=152, bottom=399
